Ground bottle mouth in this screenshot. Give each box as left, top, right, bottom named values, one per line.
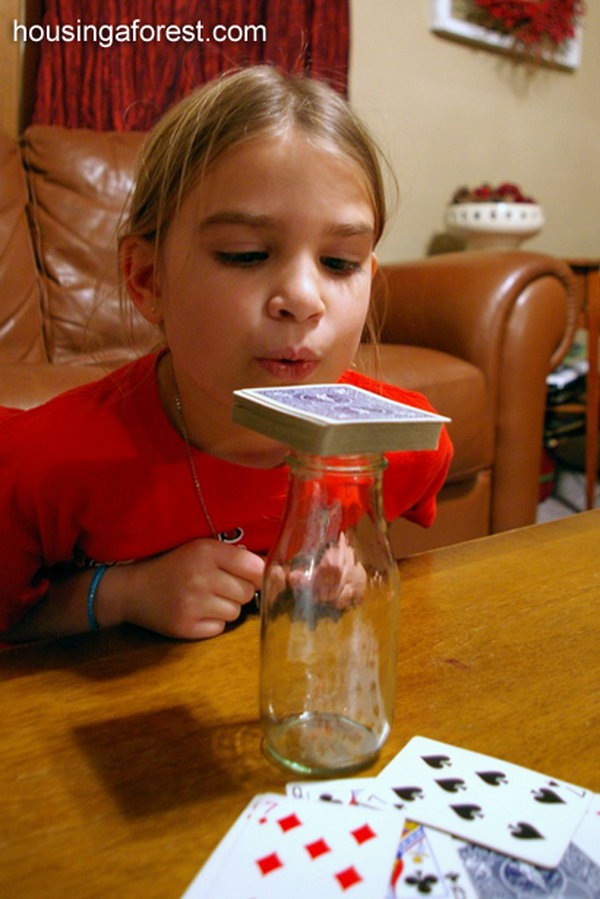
left=286, top=451, right=388, bottom=475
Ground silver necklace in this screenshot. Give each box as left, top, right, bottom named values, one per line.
left=173, top=380, right=219, bottom=540
left=172, top=372, right=262, bottom=607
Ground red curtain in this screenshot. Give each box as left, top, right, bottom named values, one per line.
left=31, top=0, right=350, bottom=131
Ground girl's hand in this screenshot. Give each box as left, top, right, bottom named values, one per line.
left=106, top=539, right=264, bottom=639
left=288, top=532, right=367, bottom=609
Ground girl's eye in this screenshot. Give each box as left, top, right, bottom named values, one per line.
left=215, top=251, right=268, bottom=267
left=321, top=256, right=362, bottom=274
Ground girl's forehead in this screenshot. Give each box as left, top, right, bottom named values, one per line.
left=181, top=130, right=375, bottom=218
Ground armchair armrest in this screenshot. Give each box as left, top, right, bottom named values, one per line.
left=378, top=251, right=580, bottom=532
left=0, top=362, right=106, bottom=410
left=378, top=251, right=578, bottom=376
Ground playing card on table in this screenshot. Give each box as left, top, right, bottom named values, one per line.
left=570, top=790, right=600, bottom=865
left=456, top=792, right=600, bottom=897
left=286, top=776, right=393, bottom=811
left=287, top=778, right=600, bottom=897
left=182, top=792, right=404, bottom=898
left=389, top=823, right=476, bottom=899
left=181, top=794, right=262, bottom=898
left=232, top=383, right=449, bottom=455
left=375, top=736, right=592, bottom=869
left=286, top=780, right=476, bottom=897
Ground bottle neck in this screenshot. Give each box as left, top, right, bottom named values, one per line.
left=265, top=449, right=394, bottom=582
left=286, top=451, right=387, bottom=478
left=277, top=451, right=387, bottom=552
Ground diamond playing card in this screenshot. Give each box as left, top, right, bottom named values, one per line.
left=232, top=383, right=450, bottom=455
left=182, top=793, right=405, bottom=898
left=285, top=780, right=477, bottom=897
left=375, top=736, right=592, bottom=869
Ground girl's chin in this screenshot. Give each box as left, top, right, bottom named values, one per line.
left=218, top=433, right=289, bottom=469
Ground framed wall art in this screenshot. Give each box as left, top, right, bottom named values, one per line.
left=431, top=0, right=583, bottom=70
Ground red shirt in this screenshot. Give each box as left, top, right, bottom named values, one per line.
left=0, top=353, right=452, bottom=630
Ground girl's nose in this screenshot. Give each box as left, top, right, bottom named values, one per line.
left=266, top=260, right=326, bottom=322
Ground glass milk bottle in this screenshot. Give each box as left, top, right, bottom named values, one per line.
left=260, top=451, right=400, bottom=776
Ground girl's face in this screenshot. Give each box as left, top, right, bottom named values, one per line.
left=150, top=130, right=376, bottom=411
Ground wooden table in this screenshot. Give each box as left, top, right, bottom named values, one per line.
left=2, top=512, right=599, bottom=898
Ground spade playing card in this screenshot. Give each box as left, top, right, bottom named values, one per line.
left=375, top=736, right=592, bottom=869
left=286, top=777, right=600, bottom=897
left=456, top=794, right=600, bottom=898
left=396, top=792, right=600, bottom=898
left=182, top=793, right=404, bottom=898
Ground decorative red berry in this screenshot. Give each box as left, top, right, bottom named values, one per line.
left=450, top=182, right=536, bottom=204
left=471, top=0, right=585, bottom=51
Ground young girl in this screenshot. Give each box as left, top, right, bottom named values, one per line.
left=0, top=66, right=452, bottom=643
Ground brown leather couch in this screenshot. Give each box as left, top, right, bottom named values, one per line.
left=0, top=126, right=579, bottom=555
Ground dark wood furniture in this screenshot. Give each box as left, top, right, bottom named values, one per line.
left=566, top=259, right=599, bottom=509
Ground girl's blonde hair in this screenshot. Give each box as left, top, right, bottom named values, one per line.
left=120, top=65, right=394, bottom=347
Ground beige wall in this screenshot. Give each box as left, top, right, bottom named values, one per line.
left=349, top=1, right=600, bottom=262
left=0, top=0, right=22, bottom=135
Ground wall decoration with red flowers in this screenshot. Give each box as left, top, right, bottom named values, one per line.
left=431, top=0, right=585, bottom=69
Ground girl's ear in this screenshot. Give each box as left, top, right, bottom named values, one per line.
left=371, top=253, right=378, bottom=278
left=119, top=236, right=163, bottom=324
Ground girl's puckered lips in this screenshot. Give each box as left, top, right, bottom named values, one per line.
left=255, top=348, right=320, bottom=381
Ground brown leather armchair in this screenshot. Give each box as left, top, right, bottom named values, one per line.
left=0, top=126, right=579, bottom=555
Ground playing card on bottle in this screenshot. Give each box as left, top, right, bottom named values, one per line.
left=232, top=383, right=449, bottom=454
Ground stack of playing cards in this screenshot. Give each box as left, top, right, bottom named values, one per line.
left=183, top=737, right=599, bottom=898
left=232, top=384, right=450, bottom=455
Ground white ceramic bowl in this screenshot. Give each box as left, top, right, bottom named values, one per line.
left=445, top=202, right=545, bottom=250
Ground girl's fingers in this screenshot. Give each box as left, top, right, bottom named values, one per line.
left=192, top=618, right=227, bottom=639
left=211, top=570, right=257, bottom=605
left=212, top=542, right=265, bottom=588
left=198, top=595, right=246, bottom=623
